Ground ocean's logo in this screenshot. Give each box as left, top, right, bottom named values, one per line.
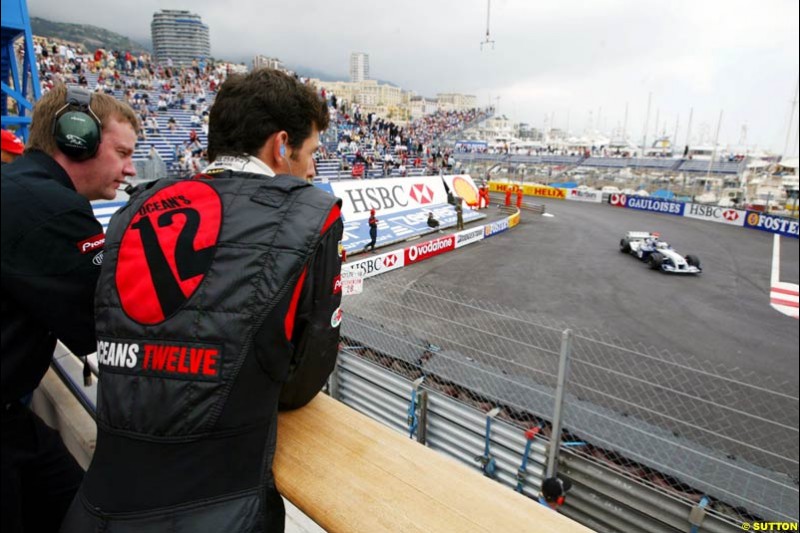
left=409, top=183, right=434, bottom=205
left=117, top=181, right=222, bottom=324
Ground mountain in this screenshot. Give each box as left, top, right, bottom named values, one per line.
left=30, top=17, right=150, bottom=55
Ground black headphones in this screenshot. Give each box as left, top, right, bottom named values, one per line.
left=53, top=86, right=102, bottom=161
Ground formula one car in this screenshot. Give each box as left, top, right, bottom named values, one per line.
left=619, top=231, right=702, bottom=274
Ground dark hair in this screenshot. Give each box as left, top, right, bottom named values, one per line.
left=207, top=68, right=329, bottom=161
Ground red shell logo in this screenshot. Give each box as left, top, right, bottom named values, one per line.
left=383, top=254, right=397, bottom=267
left=723, top=210, right=739, bottom=221
left=409, top=183, right=434, bottom=205
left=116, top=181, right=222, bottom=324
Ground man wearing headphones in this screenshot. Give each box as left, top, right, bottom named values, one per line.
left=61, top=69, right=342, bottom=532
left=1, top=84, right=138, bottom=532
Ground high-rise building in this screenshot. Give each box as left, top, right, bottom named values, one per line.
left=253, top=55, right=284, bottom=72
left=349, top=52, right=369, bottom=83
left=151, top=10, right=210, bottom=66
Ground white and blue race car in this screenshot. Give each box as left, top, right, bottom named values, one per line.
left=619, top=231, right=702, bottom=274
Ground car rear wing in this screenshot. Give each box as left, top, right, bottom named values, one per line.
left=626, top=231, right=656, bottom=241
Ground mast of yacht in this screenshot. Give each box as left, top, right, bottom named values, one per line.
left=783, top=79, right=798, bottom=158
left=684, top=107, right=693, bottom=157
left=640, top=92, right=652, bottom=158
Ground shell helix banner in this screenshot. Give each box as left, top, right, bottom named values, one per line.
left=488, top=181, right=567, bottom=200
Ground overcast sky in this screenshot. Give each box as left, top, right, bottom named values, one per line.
left=28, top=0, right=800, bottom=154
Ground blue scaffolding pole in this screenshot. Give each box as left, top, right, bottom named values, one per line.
left=1, top=0, right=41, bottom=141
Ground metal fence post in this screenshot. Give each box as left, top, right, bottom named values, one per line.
left=416, top=390, right=428, bottom=445
left=328, top=362, right=340, bottom=400
left=547, top=329, right=573, bottom=477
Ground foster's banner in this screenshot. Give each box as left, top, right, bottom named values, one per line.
left=744, top=211, right=799, bottom=238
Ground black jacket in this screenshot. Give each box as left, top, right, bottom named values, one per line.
left=1, top=151, right=103, bottom=405
left=62, top=170, right=343, bottom=532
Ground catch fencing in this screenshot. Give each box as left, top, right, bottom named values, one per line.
left=338, top=269, right=799, bottom=530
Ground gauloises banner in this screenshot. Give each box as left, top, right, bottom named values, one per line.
left=442, top=174, right=481, bottom=207
left=326, top=177, right=449, bottom=221
left=609, top=193, right=685, bottom=216
left=684, top=204, right=746, bottom=227
left=744, top=211, right=799, bottom=238
left=488, top=181, right=567, bottom=200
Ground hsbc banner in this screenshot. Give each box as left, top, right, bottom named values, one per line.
left=625, top=196, right=685, bottom=216
left=565, top=189, right=603, bottom=203
left=329, top=177, right=449, bottom=221
left=405, top=235, right=456, bottom=264
left=442, top=174, right=481, bottom=207
left=455, top=227, right=485, bottom=248
left=343, top=250, right=405, bottom=279
left=744, top=211, right=800, bottom=238
left=684, top=203, right=746, bottom=227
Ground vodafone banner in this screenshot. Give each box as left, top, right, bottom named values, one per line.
left=609, top=193, right=628, bottom=207
left=684, top=204, right=746, bottom=227
left=405, top=235, right=456, bottom=264
left=343, top=249, right=405, bottom=279
left=565, top=189, right=603, bottom=203
left=330, top=176, right=448, bottom=221
left=442, top=174, right=481, bottom=207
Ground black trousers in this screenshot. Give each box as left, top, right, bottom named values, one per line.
left=1, top=403, right=84, bottom=533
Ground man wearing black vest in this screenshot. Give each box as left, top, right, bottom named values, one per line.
left=1, top=85, right=138, bottom=533
left=62, top=69, right=343, bottom=532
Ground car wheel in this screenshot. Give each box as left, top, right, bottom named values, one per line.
left=620, top=238, right=631, bottom=253
left=649, top=252, right=663, bottom=270
left=686, top=255, right=700, bottom=267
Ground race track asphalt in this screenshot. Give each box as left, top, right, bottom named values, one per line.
left=388, top=198, right=799, bottom=387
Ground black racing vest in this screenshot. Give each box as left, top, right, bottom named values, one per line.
left=64, top=171, right=338, bottom=532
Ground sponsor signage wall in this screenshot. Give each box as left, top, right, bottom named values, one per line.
left=454, top=227, right=485, bottom=248
left=340, top=204, right=485, bottom=252
left=484, top=218, right=509, bottom=237
left=442, top=174, right=481, bottom=207
left=625, top=196, right=685, bottom=216
left=609, top=193, right=628, bottom=207
left=508, top=212, right=521, bottom=228
left=329, top=176, right=449, bottom=221
left=744, top=211, right=800, bottom=238
left=684, top=204, right=746, bottom=227
left=405, top=235, right=456, bottom=264
left=488, top=181, right=567, bottom=200
left=565, top=189, right=603, bottom=203
left=343, top=250, right=405, bottom=279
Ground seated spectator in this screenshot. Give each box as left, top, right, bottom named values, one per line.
left=167, top=116, right=177, bottom=131
left=427, top=212, right=440, bottom=230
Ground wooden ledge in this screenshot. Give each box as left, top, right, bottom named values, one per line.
left=276, top=394, right=592, bottom=533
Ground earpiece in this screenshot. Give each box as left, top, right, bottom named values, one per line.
left=53, top=86, right=102, bottom=161
left=280, top=144, right=286, bottom=157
